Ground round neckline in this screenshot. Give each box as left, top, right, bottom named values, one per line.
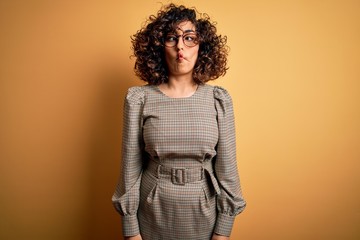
left=154, top=84, right=201, bottom=99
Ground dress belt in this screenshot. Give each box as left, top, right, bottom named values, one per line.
left=146, top=160, right=221, bottom=194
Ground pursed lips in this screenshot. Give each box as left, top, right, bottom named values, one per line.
left=176, top=52, right=186, bottom=61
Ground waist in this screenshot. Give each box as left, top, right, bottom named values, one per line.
left=145, top=160, right=214, bottom=185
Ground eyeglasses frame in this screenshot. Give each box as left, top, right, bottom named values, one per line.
left=164, top=32, right=200, bottom=48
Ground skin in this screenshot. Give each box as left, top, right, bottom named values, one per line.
left=125, top=233, right=229, bottom=240
left=125, top=21, right=230, bottom=240
left=159, top=21, right=199, bottom=98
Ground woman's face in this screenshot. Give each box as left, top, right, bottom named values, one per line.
left=164, top=21, right=199, bottom=78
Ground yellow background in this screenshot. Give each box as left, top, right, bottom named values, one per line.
left=1, top=0, right=359, bottom=239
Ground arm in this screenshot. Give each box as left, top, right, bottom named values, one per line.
left=213, top=86, right=246, bottom=237
left=112, top=87, right=145, bottom=237
left=124, top=234, right=143, bottom=240
left=212, top=233, right=230, bottom=240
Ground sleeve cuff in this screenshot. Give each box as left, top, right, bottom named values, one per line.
left=122, top=214, right=140, bottom=237
left=213, top=213, right=236, bottom=237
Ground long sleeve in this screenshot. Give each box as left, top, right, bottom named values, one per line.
left=213, top=86, right=246, bottom=236
left=112, top=86, right=145, bottom=237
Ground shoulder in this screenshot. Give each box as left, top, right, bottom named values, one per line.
left=125, top=85, right=147, bottom=105
left=212, top=85, right=233, bottom=103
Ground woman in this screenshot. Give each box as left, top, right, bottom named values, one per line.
left=112, top=4, right=246, bottom=240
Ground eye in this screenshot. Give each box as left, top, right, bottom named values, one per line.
left=183, top=34, right=197, bottom=42
left=165, top=35, right=177, bottom=42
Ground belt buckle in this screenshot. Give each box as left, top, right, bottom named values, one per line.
left=171, top=167, right=187, bottom=185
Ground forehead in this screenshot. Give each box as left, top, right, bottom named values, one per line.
left=173, top=21, right=196, bottom=33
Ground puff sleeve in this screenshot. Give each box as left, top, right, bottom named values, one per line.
left=112, top=86, right=145, bottom=237
left=213, top=86, right=246, bottom=236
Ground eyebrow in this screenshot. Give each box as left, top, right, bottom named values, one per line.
left=173, top=27, right=196, bottom=34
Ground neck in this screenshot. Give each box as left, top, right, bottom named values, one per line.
left=167, top=75, right=197, bottom=89
left=159, top=75, right=198, bottom=98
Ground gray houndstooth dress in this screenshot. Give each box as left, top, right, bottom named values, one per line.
left=112, top=84, right=246, bottom=240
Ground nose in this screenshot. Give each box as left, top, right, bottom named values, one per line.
left=176, top=36, right=185, bottom=50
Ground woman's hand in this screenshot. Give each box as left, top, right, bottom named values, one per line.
left=124, top=234, right=142, bottom=240
left=211, top=233, right=230, bottom=240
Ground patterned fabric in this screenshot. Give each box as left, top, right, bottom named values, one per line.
left=112, top=84, right=246, bottom=239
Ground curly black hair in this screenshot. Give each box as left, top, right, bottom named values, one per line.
left=131, top=4, right=229, bottom=85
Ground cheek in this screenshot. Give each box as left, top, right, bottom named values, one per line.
left=165, top=48, right=176, bottom=62
left=165, top=47, right=176, bottom=56
left=164, top=49, right=173, bottom=66
left=164, top=49, right=170, bottom=59
left=191, top=47, right=199, bottom=61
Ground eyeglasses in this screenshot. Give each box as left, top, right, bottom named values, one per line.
left=164, top=33, right=199, bottom=48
